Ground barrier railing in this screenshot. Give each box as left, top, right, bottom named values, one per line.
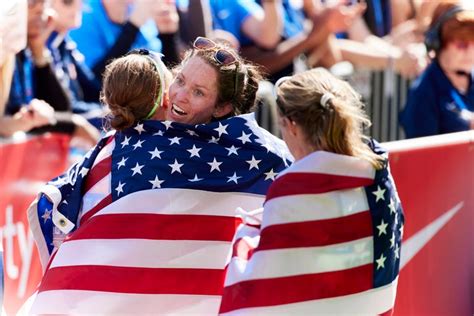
left=0, top=130, right=473, bottom=315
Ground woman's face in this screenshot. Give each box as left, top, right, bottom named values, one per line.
left=166, top=55, right=222, bottom=125
left=440, top=39, right=474, bottom=74
left=52, top=0, right=82, bottom=33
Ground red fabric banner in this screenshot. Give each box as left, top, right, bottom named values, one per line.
left=0, top=134, right=70, bottom=315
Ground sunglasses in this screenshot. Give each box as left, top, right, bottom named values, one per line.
left=127, top=49, right=166, bottom=119
left=193, top=37, right=237, bottom=66
left=193, top=37, right=240, bottom=99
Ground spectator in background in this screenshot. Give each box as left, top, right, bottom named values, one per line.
left=69, top=0, right=181, bottom=84
left=5, top=0, right=99, bottom=145
left=400, top=1, right=474, bottom=138
left=0, top=0, right=54, bottom=136
left=210, top=0, right=363, bottom=82
left=47, top=0, right=104, bottom=126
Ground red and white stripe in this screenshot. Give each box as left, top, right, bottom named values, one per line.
left=219, top=151, right=397, bottom=315
left=31, top=184, right=265, bottom=314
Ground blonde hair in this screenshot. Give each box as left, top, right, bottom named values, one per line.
left=276, top=68, right=384, bottom=169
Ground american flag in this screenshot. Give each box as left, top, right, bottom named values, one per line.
left=219, top=142, right=404, bottom=315
left=27, top=113, right=292, bottom=315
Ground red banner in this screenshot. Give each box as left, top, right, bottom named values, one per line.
left=0, top=134, right=70, bottom=315
left=0, top=131, right=473, bottom=315
left=386, top=131, right=474, bottom=315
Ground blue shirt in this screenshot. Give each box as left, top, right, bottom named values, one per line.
left=6, top=51, right=34, bottom=115
left=400, top=60, right=474, bottom=138
left=69, top=0, right=162, bottom=69
left=210, top=0, right=263, bottom=47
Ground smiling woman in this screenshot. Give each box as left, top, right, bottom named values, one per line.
left=167, top=37, right=263, bottom=125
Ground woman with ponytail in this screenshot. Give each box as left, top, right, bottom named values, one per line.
left=220, top=68, right=405, bottom=315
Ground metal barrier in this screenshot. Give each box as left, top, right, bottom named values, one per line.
left=351, top=69, right=411, bottom=142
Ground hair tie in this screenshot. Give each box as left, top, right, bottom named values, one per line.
left=320, top=93, right=334, bottom=109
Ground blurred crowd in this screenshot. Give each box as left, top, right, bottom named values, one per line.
left=0, top=0, right=473, bottom=147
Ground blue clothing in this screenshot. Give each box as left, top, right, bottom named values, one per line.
left=48, top=33, right=102, bottom=109
left=210, top=0, right=262, bottom=47
left=400, top=60, right=474, bottom=138
left=6, top=51, right=35, bottom=115
left=363, top=0, right=392, bottom=37
left=69, top=0, right=162, bottom=70
left=280, top=0, right=305, bottom=39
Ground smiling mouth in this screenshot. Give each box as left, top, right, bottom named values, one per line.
left=172, top=103, right=187, bottom=116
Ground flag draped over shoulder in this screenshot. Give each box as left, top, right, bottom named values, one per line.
left=27, top=113, right=292, bottom=315
left=220, top=142, right=405, bottom=315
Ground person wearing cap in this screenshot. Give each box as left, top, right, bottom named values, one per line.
left=400, top=1, right=474, bottom=138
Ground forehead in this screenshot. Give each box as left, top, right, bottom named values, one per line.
left=180, top=55, right=218, bottom=87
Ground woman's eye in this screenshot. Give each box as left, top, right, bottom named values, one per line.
left=194, top=89, right=204, bottom=97
left=175, top=77, right=184, bottom=85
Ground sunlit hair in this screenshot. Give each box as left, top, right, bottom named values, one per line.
left=431, top=1, right=474, bottom=49
left=101, top=53, right=168, bottom=131
left=276, top=68, right=384, bottom=169
left=176, top=39, right=263, bottom=117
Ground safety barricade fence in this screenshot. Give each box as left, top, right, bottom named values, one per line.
left=0, top=130, right=473, bottom=315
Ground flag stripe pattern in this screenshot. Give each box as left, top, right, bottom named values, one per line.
left=29, top=114, right=292, bottom=314
left=219, top=146, right=404, bottom=315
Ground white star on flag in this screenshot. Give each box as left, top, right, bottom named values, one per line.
left=187, top=145, right=202, bottom=158
left=237, top=131, right=252, bottom=144
left=376, top=253, right=386, bottom=270
left=226, top=145, right=240, bottom=156
left=79, top=167, right=89, bottom=178
left=169, top=137, right=182, bottom=145
left=186, top=129, right=198, bottom=137
left=149, top=175, right=164, bottom=189
left=189, top=174, right=204, bottom=182
left=207, top=158, right=222, bottom=172
left=376, top=219, right=388, bottom=236
left=214, top=122, right=228, bottom=137
left=390, top=233, right=395, bottom=248
left=208, top=136, right=219, bottom=144
left=121, top=136, right=131, bottom=148
left=169, top=159, right=184, bottom=174
left=115, top=181, right=125, bottom=195
left=394, top=244, right=400, bottom=259
left=264, top=169, right=278, bottom=180
left=131, top=163, right=144, bottom=176
left=227, top=172, right=242, bottom=184
left=246, top=155, right=261, bottom=170
left=117, top=157, right=128, bottom=169
left=132, top=140, right=145, bottom=150
left=153, top=130, right=164, bottom=136
left=388, top=198, right=396, bottom=215
left=134, top=123, right=145, bottom=134
left=148, top=148, right=163, bottom=160
left=163, top=121, right=173, bottom=130
left=41, top=209, right=52, bottom=223
left=372, top=185, right=386, bottom=202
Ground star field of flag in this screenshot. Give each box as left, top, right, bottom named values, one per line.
left=110, top=115, right=292, bottom=200
left=365, top=147, right=405, bottom=289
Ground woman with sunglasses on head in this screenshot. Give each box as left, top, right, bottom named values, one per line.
left=220, top=68, right=405, bottom=315
left=166, top=36, right=263, bottom=125
left=400, top=1, right=474, bottom=138
left=27, top=41, right=292, bottom=314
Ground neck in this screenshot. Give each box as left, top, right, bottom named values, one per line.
left=438, top=55, right=470, bottom=94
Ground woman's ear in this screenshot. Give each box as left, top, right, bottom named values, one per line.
left=285, top=117, right=298, bottom=136
left=213, top=102, right=233, bottom=119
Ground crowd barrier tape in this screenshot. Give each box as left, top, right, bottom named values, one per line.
left=0, top=131, right=473, bottom=315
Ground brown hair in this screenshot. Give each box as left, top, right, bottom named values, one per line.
left=431, top=1, right=474, bottom=49
left=276, top=68, right=384, bottom=169
left=101, top=54, right=163, bottom=131
left=177, top=43, right=263, bottom=116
